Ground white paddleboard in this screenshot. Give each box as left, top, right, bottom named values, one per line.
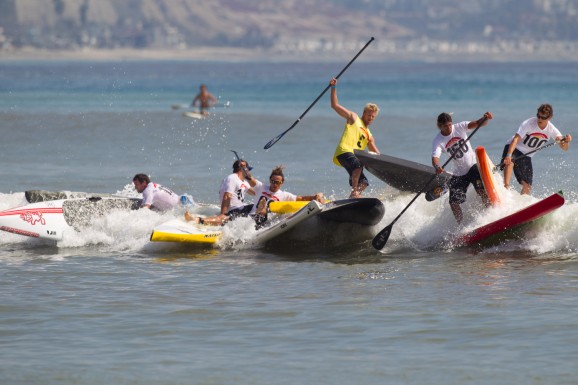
left=0, top=196, right=140, bottom=241
left=182, top=111, right=204, bottom=119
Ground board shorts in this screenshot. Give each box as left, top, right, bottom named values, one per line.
left=227, top=204, right=254, bottom=220
left=448, top=165, right=485, bottom=205
left=500, top=145, right=533, bottom=186
left=336, top=152, right=369, bottom=187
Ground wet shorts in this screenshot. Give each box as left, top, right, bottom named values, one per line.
left=227, top=204, right=254, bottom=220
left=336, top=152, right=369, bottom=187
left=500, top=145, right=533, bottom=186
left=448, top=165, right=485, bottom=205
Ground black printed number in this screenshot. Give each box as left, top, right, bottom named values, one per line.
left=448, top=139, right=468, bottom=159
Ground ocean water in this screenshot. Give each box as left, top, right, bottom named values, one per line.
left=1, top=59, right=578, bottom=384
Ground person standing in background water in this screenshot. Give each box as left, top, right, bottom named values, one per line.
left=191, top=84, right=217, bottom=116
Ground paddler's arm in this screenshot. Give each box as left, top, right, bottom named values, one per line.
left=242, top=165, right=258, bottom=188
left=432, top=156, right=444, bottom=174
left=330, top=78, right=356, bottom=125
left=296, top=193, right=325, bottom=204
left=467, top=111, right=493, bottom=129
left=503, top=134, right=521, bottom=166
left=208, top=192, right=232, bottom=225
left=367, top=135, right=380, bottom=155
left=556, top=134, right=572, bottom=151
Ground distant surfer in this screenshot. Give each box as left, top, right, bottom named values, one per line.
left=329, top=77, right=381, bottom=198
left=191, top=84, right=217, bottom=116
left=132, top=174, right=181, bottom=212
left=501, top=103, right=572, bottom=195
left=432, top=112, right=493, bottom=224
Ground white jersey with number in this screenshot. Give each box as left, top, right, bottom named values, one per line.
left=431, top=121, right=475, bottom=176
left=507, top=117, right=562, bottom=157
left=249, top=180, right=297, bottom=214
left=141, top=182, right=180, bottom=211
left=219, top=173, right=252, bottom=211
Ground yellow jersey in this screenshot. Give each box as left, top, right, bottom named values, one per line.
left=332, top=116, right=373, bottom=166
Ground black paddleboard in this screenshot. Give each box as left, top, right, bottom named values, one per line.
left=319, top=198, right=385, bottom=226
left=354, top=150, right=452, bottom=195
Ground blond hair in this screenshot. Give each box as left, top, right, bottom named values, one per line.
left=364, top=103, right=379, bottom=114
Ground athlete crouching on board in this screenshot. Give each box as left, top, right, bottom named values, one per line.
left=251, top=166, right=326, bottom=228
left=132, top=174, right=183, bottom=212
left=185, top=159, right=257, bottom=226
left=432, top=112, right=493, bottom=224
left=501, top=103, right=572, bottom=195
left=329, top=78, right=380, bottom=199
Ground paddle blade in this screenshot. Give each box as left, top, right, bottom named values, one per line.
left=372, top=224, right=392, bottom=250
left=264, top=135, right=282, bottom=150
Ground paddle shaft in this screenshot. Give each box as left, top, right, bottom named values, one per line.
left=493, top=139, right=564, bottom=171
left=372, top=117, right=488, bottom=250
left=230, top=150, right=251, bottom=180
left=263, top=37, right=375, bottom=150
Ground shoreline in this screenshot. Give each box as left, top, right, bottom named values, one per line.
left=3, top=47, right=578, bottom=63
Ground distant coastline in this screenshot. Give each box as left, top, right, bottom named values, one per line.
left=2, top=46, right=578, bottom=63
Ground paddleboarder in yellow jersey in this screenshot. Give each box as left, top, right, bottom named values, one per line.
left=329, top=77, right=380, bottom=198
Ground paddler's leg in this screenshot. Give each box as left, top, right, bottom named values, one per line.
left=515, top=155, right=533, bottom=195
left=471, top=166, right=490, bottom=207
left=503, top=163, right=514, bottom=189
left=448, top=175, right=466, bottom=224
left=450, top=202, right=463, bottom=224
left=350, top=168, right=368, bottom=198
left=500, top=144, right=513, bottom=189
left=521, top=181, right=532, bottom=195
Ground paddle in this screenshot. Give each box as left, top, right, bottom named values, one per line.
left=263, top=37, right=375, bottom=150
left=372, top=117, right=488, bottom=250
left=492, top=138, right=565, bottom=171
left=230, top=150, right=252, bottom=180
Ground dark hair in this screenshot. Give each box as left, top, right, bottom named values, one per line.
left=537, top=104, right=553, bottom=118
left=437, top=112, right=452, bottom=126
left=270, top=165, right=285, bottom=181
left=132, top=173, right=150, bottom=184
left=233, top=159, right=253, bottom=172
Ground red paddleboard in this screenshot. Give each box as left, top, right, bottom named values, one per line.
left=456, top=191, right=564, bottom=246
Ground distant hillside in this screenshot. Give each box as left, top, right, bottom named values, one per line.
left=1, top=0, right=578, bottom=58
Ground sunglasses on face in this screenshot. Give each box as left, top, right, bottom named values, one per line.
left=270, top=179, right=283, bottom=185
left=537, top=114, right=550, bottom=120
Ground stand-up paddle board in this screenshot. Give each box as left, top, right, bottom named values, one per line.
left=476, top=146, right=501, bottom=207
left=150, top=200, right=323, bottom=245
left=25, top=190, right=117, bottom=203
left=268, top=201, right=308, bottom=214
left=318, top=198, right=384, bottom=226
left=0, top=196, right=141, bottom=241
left=354, top=150, right=451, bottom=195
left=182, top=111, right=204, bottom=119
left=455, top=191, right=564, bottom=247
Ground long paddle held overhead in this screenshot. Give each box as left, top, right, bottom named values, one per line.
left=372, top=116, right=489, bottom=251
left=263, top=37, right=375, bottom=150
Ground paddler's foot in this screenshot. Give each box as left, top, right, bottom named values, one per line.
left=184, top=211, right=200, bottom=224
